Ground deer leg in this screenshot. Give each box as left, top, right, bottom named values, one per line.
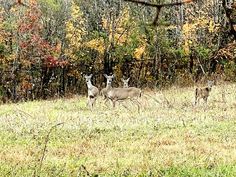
left=204, top=97, right=208, bottom=105
left=195, top=97, right=197, bottom=105
left=195, top=96, right=200, bottom=106
left=88, top=101, right=93, bottom=110
left=104, top=96, right=108, bottom=104
left=222, top=92, right=226, bottom=103
left=87, top=96, right=90, bottom=107
left=195, top=89, right=198, bottom=105
left=112, top=98, right=117, bottom=108
left=91, top=98, right=95, bottom=108
left=136, top=100, right=141, bottom=113
left=102, top=95, right=106, bottom=100
left=102, top=95, right=110, bottom=108
left=88, top=95, right=95, bottom=110
left=195, top=95, right=199, bottom=105
left=92, top=96, right=97, bottom=108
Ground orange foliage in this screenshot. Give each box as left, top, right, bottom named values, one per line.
left=184, top=0, right=193, bottom=3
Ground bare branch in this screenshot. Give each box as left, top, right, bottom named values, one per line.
left=124, top=0, right=195, bottom=26
left=124, top=0, right=194, bottom=8
left=33, top=122, right=64, bottom=177
left=153, top=7, right=161, bottom=26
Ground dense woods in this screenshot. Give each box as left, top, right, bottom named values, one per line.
left=0, top=0, right=235, bottom=102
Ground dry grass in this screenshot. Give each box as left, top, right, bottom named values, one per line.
left=0, top=83, right=236, bottom=176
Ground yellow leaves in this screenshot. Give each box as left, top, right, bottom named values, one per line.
left=66, top=22, right=73, bottom=31
left=65, top=1, right=86, bottom=59
left=208, top=20, right=220, bottom=33
left=101, top=7, right=132, bottom=46
left=71, top=3, right=80, bottom=18
left=21, top=58, right=32, bottom=68
left=182, top=23, right=192, bottom=36
left=4, top=54, right=16, bottom=62
left=208, top=20, right=214, bottom=33
left=85, top=38, right=105, bottom=54
left=197, top=18, right=208, bottom=27
left=134, top=45, right=146, bottom=60
left=67, top=70, right=81, bottom=79
left=101, top=18, right=108, bottom=31
left=114, top=32, right=127, bottom=45
left=182, top=18, right=218, bottom=55
left=183, top=18, right=214, bottom=37
left=183, top=40, right=190, bottom=56
left=29, top=0, right=37, bottom=6
left=120, top=7, right=130, bottom=26
left=182, top=23, right=194, bottom=55
left=10, top=6, right=18, bottom=13
left=65, top=21, right=84, bottom=43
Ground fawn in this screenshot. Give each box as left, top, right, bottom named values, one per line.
left=195, top=80, right=214, bottom=105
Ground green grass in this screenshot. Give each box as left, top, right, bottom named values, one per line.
left=0, top=83, right=236, bottom=176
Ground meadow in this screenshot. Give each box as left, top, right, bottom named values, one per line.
left=0, top=83, right=236, bottom=176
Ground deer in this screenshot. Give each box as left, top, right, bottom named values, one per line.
left=100, top=74, right=114, bottom=103
left=84, top=74, right=99, bottom=109
left=121, top=77, right=130, bottom=88
left=107, top=86, right=142, bottom=111
left=195, top=80, right=214, bottom=105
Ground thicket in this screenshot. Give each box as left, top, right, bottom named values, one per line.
left=0, top=0, right=235, bottom=102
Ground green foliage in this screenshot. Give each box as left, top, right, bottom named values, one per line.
left=39, top=0, right=61, bottom=11
left=0, top=43, right=5, bottom=55
left=195, top=46, right=212, bottom=61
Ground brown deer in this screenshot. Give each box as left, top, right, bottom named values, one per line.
left=100, top=74, right=114, bottom=103
left=121, top=77, right=130, bottom=88
left=107, top=86, right=142, bottom=111
left=195, top=80, right=214, bottom=105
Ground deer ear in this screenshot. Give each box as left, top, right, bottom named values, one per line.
left=127, top=77, right=130, bottom=81
left=121, top=78, right=124, bottom=82
left=104, top=74, right=108, bottom=78
left=112, top=74, right=115, bottom=78
left=85, top=74, right=93, bottom=79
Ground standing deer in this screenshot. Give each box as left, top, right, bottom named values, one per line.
left=84, top=74, right=99, bottom=109
left=121, top=77, right=130, bottom=88
left=195, top=80, right=214, bottom=105
left=107, top=86, right=142, bottom=111
left=100, top=74, right=114, bottom=103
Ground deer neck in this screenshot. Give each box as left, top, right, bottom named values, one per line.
left=106, top=83, right=112, bottom=89
left=86, top=81, right=93, bottom=90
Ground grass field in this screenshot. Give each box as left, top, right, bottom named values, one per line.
left=0, top=83, right=236, bottom=176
